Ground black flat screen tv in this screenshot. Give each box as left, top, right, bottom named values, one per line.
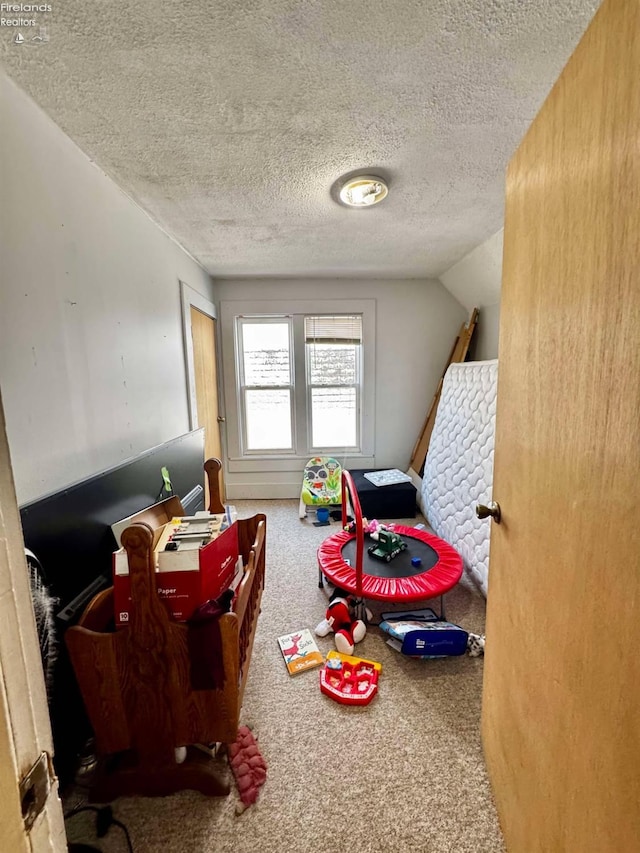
left=19, top=428, right=206, bottom=615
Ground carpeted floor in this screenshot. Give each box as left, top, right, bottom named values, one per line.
left=65, top=500, right=505, bottom=852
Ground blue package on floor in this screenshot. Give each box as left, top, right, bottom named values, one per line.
left=379, top=608, right=468, bottom=658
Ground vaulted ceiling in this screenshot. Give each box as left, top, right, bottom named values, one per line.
left=1, top=0, right=599, bottom=279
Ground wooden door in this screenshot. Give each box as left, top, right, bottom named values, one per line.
left=482, top=1, right=640, bottom=850
left=190, top=306, right=224, bottom=505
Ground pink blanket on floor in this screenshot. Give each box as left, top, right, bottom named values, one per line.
left=228, top=725, right=267, bottom=811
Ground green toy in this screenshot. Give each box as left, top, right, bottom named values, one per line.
left=367, top=528, right=407, bottom=563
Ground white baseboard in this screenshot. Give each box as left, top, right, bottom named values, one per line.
left=225, top=482, right=300, bottom=500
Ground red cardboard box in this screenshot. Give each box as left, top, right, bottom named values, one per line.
left=113, top=517, right=238, bottom=627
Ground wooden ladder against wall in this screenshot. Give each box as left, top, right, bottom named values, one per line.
left=409, top=308, right=479, bottom=477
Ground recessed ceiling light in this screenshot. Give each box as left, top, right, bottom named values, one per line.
left=338, top=175, right=389, bottom=208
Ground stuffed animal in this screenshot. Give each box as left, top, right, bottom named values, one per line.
left=315, top=588, right=367, bottom=655
left=467, top=633, right=485, bottom=657
left=343, top=517, right=389, bottom=540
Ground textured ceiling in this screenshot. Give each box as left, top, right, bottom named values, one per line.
left=1, top=0, right=599, bottom=279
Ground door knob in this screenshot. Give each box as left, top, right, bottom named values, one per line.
left=476, top=501, right=501, bottom=523
left=217, top=416, right=226, bottom=423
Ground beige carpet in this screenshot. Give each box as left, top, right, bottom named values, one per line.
left=65, top=500, right=505, bottom=852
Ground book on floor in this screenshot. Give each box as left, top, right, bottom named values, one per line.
left=277, top=628, right=324, bottom=675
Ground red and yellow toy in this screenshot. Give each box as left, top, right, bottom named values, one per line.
left=319, top=651, right=382, bottom=706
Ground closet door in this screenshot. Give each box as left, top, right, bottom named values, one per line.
left=180, top=278, right=226, bottom=508
left=482, top=1, right=640, bottom=850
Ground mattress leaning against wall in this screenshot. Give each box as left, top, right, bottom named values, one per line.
left=420, top=360, right=498, bottom=597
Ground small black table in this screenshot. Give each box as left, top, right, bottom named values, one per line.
left=347, top=469, right=417, bottom=519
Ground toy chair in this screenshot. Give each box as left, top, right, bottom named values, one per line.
left=299, top=456, right=343, bottom=519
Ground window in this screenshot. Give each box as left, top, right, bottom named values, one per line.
left=221, top=298, right=375, bottom=469
left=234, top=312, right=364, bottom=455
left=305, top=315, right=361, bottom=449
left=237, top=318, right=293, bottom=451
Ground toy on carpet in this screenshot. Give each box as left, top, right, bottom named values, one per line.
left=319, top=650, right=382, bottom=706
left=227, top=725, right=267, bottom=814
left=380, top=614, right=468, bottom=657
left=379, top=609, right=486, bottom=659
left=467, top=633, right=485, bottom=657
left=315, top=587, right=371, bottom=655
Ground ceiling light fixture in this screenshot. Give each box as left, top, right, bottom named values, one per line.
left=338, top=175, right=388, bottom=208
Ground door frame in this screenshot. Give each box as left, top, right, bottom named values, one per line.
left=0, top=393, right=66, bottom=851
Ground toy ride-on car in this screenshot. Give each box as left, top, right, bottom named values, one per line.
left=367, top=528, right=407, bottom=563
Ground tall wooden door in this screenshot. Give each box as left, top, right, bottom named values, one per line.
left=482, top=1, right=640, bottom=850
left=190, top=306, right=224, bottom=506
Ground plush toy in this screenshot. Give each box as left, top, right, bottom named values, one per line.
left=343, top=517, right=389, bottom=540
left=467, top=633, right=486, bottom=657
left=315, top=588, right=368, bottom=655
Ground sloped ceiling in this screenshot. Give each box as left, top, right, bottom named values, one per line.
left=441, top=228, right=504, bottom=310
left=0, top=1, right=599, bottom=280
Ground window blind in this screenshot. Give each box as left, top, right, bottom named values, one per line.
left=304, top=315, right=362, bottom=344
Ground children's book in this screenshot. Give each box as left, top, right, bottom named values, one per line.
left=277, top=628, right=324, bottom=675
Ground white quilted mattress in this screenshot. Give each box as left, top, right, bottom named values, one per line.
left=420, top=360, right=498, bottom=597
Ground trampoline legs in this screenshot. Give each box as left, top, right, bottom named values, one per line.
left=353, top=598, right=368, bottom=624
left=317, top=573, right=449, bottom=622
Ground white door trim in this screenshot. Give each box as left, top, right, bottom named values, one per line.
left=0, top=393, right=66, bottom=851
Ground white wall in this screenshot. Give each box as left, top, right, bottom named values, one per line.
left=439, top=228, right=503, bottom=360
left=213, top=278, right=466, bottom=498
left=440, top=228, right=503, bottom=311
left=469, top=302, right=501, bottom=361
left=0, top=74, right=215, bottom=504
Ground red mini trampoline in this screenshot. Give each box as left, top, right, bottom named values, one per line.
left=317, top=471, right=463, bottom=617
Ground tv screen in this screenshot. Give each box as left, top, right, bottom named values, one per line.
left=19, top=428, right=206, bottom=611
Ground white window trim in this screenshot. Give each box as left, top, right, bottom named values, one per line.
left=220, top=299, right=376, bottom=473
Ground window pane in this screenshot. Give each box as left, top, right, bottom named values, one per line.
left=307, top=343, right=357, bottom=385
left=311, top=388, right=356, bottom=447
left=242, top=322, right=290, bottom=386
left=245, top=389, right=292, bottom=450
